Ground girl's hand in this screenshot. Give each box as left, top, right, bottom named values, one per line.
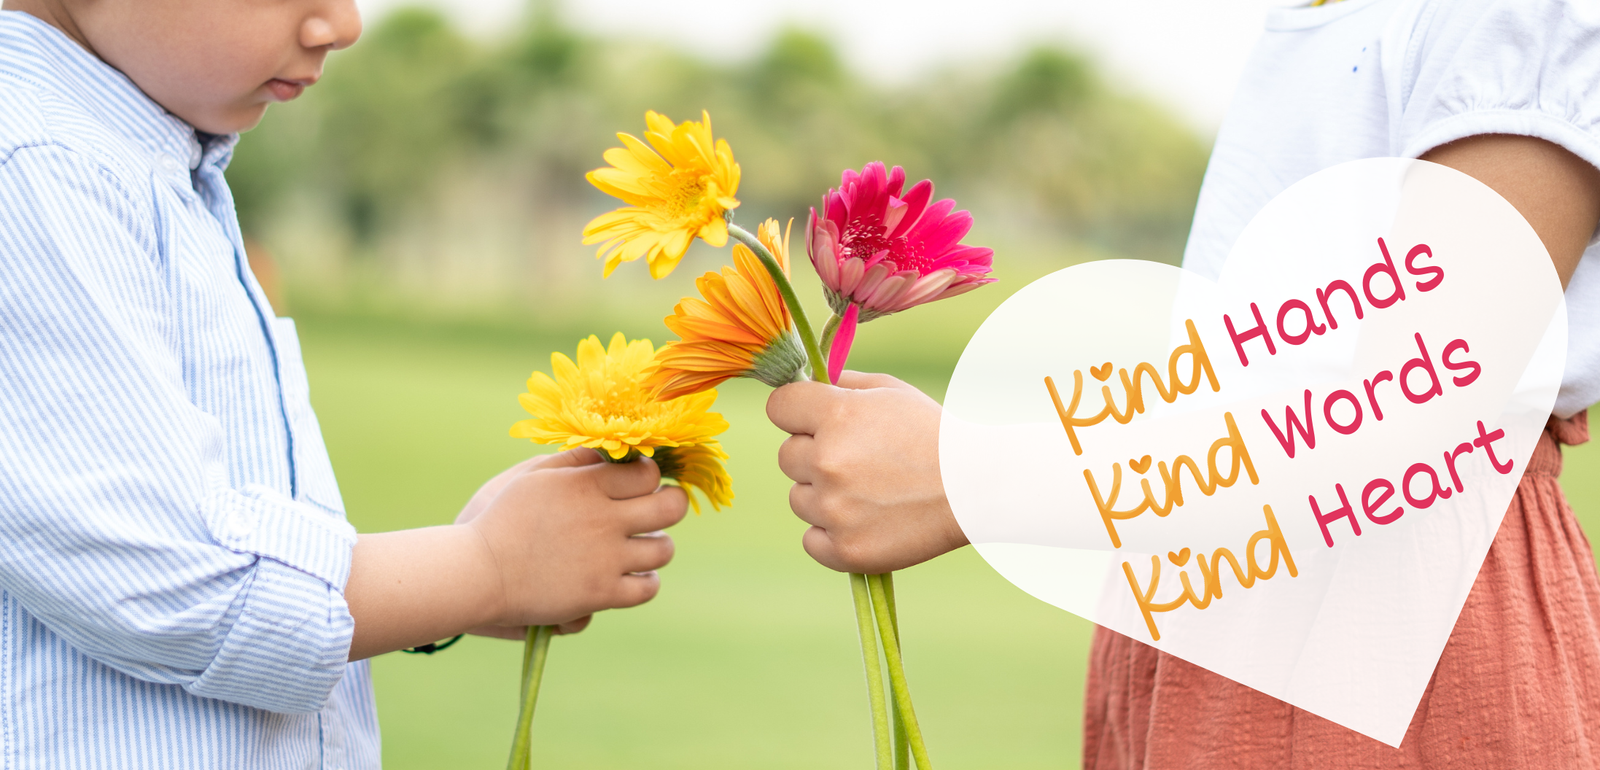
left=766, top=371, right=969, bottom=574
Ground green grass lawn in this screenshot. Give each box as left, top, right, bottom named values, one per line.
left=299, top=314, right=1600, bottom=770
left=301, top=316, right=1091, bottom=770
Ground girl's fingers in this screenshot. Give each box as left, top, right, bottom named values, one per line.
left=800, top=525, right=849, bottom=573
left=776, top=434, right=818, bottom=484
left=834, top=370, right=910, bottom=391
left=787, top=482, right=826, bottom=527
left=766, top=381, right=836, bottom=435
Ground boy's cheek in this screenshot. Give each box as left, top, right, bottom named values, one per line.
left=77, top=3, right=300, bottom=134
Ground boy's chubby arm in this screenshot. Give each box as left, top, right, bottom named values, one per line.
left=344, top=450, right=684, bottom=660
left=765, top=135, right=1600, bottom=576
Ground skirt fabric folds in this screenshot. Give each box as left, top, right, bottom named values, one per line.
left=1084, top=412, right=1600, bottom=769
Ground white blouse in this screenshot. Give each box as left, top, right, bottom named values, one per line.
left=1182, top=0, right=1600, bottom=417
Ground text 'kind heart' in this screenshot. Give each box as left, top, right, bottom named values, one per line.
left=940, top=159, right=1565, bottom=746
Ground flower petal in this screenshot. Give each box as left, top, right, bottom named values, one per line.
left=827, top=304, right=860, bottom=384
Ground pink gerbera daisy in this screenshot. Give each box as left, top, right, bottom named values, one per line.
left=808, top=162, right=994, bottom=381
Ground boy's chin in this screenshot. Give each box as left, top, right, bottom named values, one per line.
left=173, top=102, right=270, bottom=136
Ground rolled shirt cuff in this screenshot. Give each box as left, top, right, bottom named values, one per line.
left=185, top=557, right=355, bottom=713
left=208, top=483, right=358, bottom=589
left=186, top=484, right=358, bottom=712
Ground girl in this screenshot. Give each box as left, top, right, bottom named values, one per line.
left=767, top=0, right=1600, bottom=765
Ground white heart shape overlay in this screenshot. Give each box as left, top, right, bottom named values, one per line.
left=940, top=158, right=1566, bottom=746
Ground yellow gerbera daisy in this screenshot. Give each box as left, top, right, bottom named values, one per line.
left=653, top=443, right=734, bottom=513
left=511, top=333, right=732, bottom=510
left=647, top=218, right=808, bottom=400
left=582, top=110, right=742, bottom=280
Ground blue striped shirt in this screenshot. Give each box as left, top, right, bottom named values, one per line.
left=0, top=12, right=379, bottom=768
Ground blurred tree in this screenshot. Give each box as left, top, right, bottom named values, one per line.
left=227, top=2, right=1210, bottom=317
left=315, top=7, right=476, bottom=241
left=987, top=47, right=1097, bottom=124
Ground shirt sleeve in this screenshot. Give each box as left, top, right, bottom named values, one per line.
left=1389, top=0, right=1600, bottom=178
left=0, top=142, right=357, bottom=714
left=1386, top=0, right=1600, bottom=417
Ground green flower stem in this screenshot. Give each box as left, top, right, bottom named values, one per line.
left=506, top=625, right=554, bottom=770
left=868, top=574, right=931, bottom=770
left=851, top=573, right=894, bottom=768
left=726, top=223, right=831, bottom=385
left=883, top=573, right=909, bottom=770
left=819, top=312, right=842, bottom=359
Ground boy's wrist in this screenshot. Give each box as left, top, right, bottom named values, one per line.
left=345, top=525, right=507, bottom=660
left=458, top=520, right=511, bottom=627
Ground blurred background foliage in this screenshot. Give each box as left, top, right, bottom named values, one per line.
left=223, top=4, right=1600, bottom=767
left=228, top=0, right=1208, bottom=332
left=226, top=4, right=1217, bottom=767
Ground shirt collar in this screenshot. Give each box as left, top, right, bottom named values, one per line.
left=0, top=11, right=239, bottom=171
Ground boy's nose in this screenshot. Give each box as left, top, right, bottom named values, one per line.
left=302, top=1, right=363, bottom=51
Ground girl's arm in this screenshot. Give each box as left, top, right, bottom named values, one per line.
left=1422, top=134, right=1600, bottom=288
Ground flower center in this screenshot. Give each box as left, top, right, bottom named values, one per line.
left=662, top=169, right=709, bottom=219
left=841, top=218, right=932, bottom=274
left=580, top=381, right=651, bottom=424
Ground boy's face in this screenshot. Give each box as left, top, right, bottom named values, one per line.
left=5, top=0, right=360, bottom=134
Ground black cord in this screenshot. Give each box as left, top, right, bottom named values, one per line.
left=402, top=634, right=465, bottom=655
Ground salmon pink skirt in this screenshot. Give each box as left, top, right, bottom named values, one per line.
left=1084, top=412, right=1600, bottom=769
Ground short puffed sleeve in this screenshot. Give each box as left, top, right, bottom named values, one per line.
left=1388, top=0, right=1600, bottom=179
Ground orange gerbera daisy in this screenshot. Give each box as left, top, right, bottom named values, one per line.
left=647, top=218, right=808, bottom=400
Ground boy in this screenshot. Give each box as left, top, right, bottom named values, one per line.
left=0, top=1, right=686, bottom=767
left=768, top=0, right=1600, bottom=765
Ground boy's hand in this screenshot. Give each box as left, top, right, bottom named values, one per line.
left=462, top=449, right=686, bottom=631
left=454, top=452, right=603, bottom=639
left=767, top=372, right=969, bottom=574
left=346, top=448, right=684, bottom=660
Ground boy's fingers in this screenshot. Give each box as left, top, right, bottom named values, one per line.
left=612, top=571, right=663, bottom=608
left=554, top=615, right=592, bottom=635
left=766, top=381, right=836, bottom=435
left=534, top=447, right=604, bottom=470
left=776, top=434, right=818, bottom=483
left=466, top=624, right=529, bottom=641
left=592, top=457, right=663, bottom=499
left=834, top=370, right=911, bottom=391
left=471, top=615, right=591, bottom=639
left=623, top=532, right=676, bottom=574
left=622, top=486, right=688, bottom=534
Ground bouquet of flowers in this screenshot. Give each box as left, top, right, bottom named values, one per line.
left=507, top=110, right=993, bottom=770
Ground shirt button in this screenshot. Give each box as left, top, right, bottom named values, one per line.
left=157, top=154, right=184, bottom=175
